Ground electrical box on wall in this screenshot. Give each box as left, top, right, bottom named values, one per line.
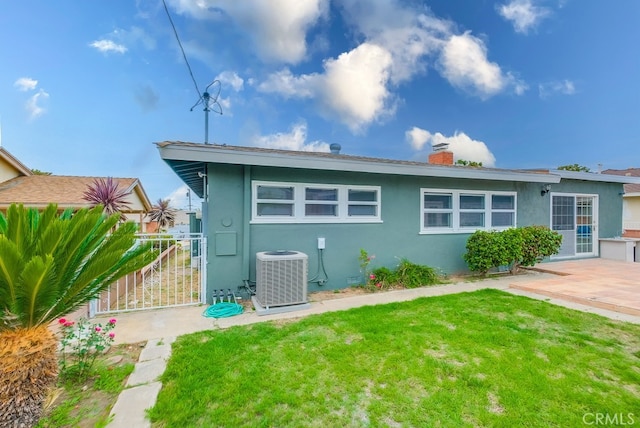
left=317, top=237, right=326, bottom=249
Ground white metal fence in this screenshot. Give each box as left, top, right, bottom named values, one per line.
left=91, top=233, right=206, bottom=316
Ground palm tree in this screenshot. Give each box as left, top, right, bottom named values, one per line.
left=82, top=177, right=132, bottom=221
left=0, top=204, right=156, bottom=427
left=147, top=198, right=177, bottom=232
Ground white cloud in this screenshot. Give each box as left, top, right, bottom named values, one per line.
left=338, top=0, right=449, bottom=84
left=319, top=43, right=394, bottom=132
left=438, top=32, right=510, bottom=98
left=405, top=126, right=431, bottom=151
left=497, top=0, right=551, bottom=34
left=91, top=26, right=155, bottom=55
left=165, top=184, right=202, bottom=211
left=14, top=77, right=38, bottom=91
left=197, top=0, right=525, bottom=132
left=257, top=68, right=317, bottom=98
left=258, top=43, right=394, bottom=133
left=538, top=79, right=576, bottom=98
left=437, top=32, right=527, bottom=98
left=252, top=122, right=330, bottom=152
left=26, top=89, right=50, bottom=120
left=406, top=127, right=496, bottom=167
left=216, top=71, right=244, bottom=92
left=170, top=0, right=328, bottom=64
left=90, top=39, right=128, bottom=54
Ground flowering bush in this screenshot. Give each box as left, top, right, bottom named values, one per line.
left=58, top=317, right=117, bottom=381
left=359, top=249, right=380, bottom=289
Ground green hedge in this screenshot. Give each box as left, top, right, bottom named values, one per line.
left=463, top=226, right=562, bottom=275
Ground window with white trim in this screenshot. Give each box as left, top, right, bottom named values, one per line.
left=421, top=189, right=516, bottom=233
left=253, top=181, right=381, bottom=223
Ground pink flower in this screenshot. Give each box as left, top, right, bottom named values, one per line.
left=58, top=318, right=66, bottom=324
left=109, top=332, right=115, bottom=339
left=108, top=318, right=117, bottom=325
left=64, top=321, right=74, bottom=327
left=376, top=283, right=382, bottom=288
left=95, top=326, right=102, bottom=332
left=369, top=274, right=375, bottom=280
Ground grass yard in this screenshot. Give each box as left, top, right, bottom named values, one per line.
left=149, top=289, right=640, bottom=427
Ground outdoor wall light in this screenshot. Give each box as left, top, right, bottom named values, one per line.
left=541, top=184, right=551, bottom=196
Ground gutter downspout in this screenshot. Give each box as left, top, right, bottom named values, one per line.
left=242, top=165, right=251, bottom=281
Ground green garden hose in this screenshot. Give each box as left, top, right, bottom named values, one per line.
left=202, top=302, right=244, bottom=318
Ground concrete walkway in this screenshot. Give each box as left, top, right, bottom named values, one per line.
left=104, top=267, right=640, bottom=427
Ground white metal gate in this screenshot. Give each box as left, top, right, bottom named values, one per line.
left=91, top=233, right=207, bottom=315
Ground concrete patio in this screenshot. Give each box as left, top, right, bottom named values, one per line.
left=511, top=258, right=640, bottom=317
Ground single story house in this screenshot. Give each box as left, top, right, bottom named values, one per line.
left=0, top=147, right=153, bottom=231
left=157, top=141, right=640, bottom=300
left=602, top=168, right=640, bottom=238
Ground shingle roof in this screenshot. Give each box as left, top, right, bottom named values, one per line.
left=0, top=147, right=32, bottom=176
left=0, top=175, right=151, bottom=211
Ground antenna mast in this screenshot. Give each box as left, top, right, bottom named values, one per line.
left=190, top=80, right=222, bottom=144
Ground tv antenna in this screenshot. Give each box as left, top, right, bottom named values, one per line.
left=162, top=0, right=222, bottom=144
left=190, top=80, right=222, bottom=144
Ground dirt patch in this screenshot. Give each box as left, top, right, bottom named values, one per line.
left=308, top=287, right=371, bottom=302
left=41, top=342, right=145, bottom=427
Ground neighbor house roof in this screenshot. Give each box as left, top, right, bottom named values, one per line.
left=602, top=168, right=640, bottom=195
left=157, top=141, right=565, bottom=198
left=0, top=175, right=152, bottom=212
left=0, top=146, right=33, bottom=185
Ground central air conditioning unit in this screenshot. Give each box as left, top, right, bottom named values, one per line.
left=255, top=251, right=308, bottom=308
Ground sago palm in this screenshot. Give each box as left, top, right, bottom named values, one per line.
left=0, top=203, right=156, bottom=427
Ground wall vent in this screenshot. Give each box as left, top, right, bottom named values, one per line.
left=256, top=251, right=308, bottom=308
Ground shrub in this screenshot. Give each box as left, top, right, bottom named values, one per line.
left=395, top=259, right=439, bottom=288
left=463, top=230, right=503, bottom=275
left=370, top=266, right=397, bottom=290
left=150, top=235, right=177, bottom=251
left=463, top=226, right=562, bottom=275
left=518, top=225, right=563, bottom=268
left=359, top=250, right=441, bottom=290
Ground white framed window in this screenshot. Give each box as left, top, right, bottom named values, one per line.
left=421, top=188, right=516, bottom=234
left=252, top=181, right=381, bottom=223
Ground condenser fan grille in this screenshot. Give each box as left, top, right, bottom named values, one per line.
left=256, top=251, right=308, bottom=308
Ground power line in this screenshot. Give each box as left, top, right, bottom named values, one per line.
left=161, top=0, right=223, bottom=144
left=161, top=0, right=201, bottom=99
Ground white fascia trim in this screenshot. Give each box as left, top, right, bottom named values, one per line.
left=553, top=170, right=640, bottom=184
left=159, top=144, right=560, bottom=184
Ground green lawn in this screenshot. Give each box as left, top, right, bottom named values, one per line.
left=149, top=289, right=640, bottom=427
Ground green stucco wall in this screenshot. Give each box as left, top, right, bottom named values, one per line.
left=203, top=164, right=624, bottom=299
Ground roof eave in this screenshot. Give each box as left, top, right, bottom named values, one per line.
left=556, top=170, right=640, bottom=184
left=158, top=142, right=561, bottom=185
left=0, top=147, right=33, bottom=176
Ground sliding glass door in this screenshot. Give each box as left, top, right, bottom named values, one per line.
left=551, top=194, right=598, bottom=258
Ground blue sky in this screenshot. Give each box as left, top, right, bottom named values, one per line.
left=1, top=0, right=638, bottom=210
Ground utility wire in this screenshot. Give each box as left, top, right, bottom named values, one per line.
left=162, top=0, right=201, bottom=99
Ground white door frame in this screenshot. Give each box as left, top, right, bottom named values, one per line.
left=550, top=192, right=599, bottom=259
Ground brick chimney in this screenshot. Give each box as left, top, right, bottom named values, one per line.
left=428, top=143, right=454, bottom=165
